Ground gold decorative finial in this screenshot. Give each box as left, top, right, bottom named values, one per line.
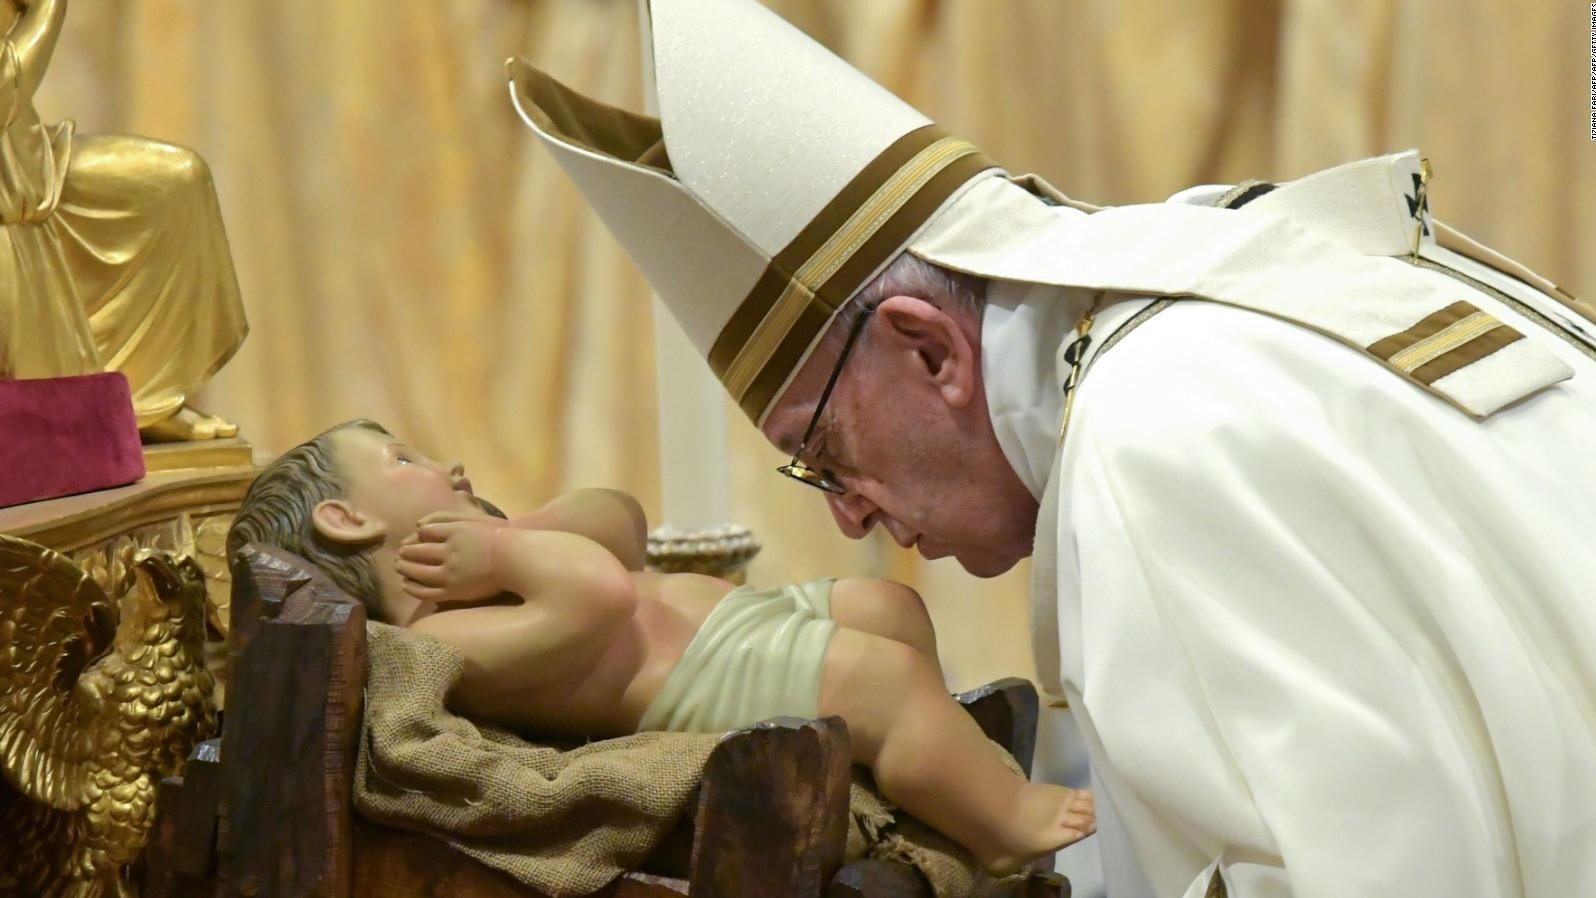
left=1410, top=157, right=1432, bottom=259
left=646, top=524, right=763, bottom=583
left=0, top=535, right=218, bottom=897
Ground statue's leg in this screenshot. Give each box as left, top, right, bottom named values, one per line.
left=818, top=629, right=1096, bottom=874
left=0, top=219, right=104, bottom=382
left=54, top=134, right=247, bottom=440
left=828, top=577, right=943, bottom=677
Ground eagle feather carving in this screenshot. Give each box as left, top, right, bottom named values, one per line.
left=0, top=535, right=217, bottom=898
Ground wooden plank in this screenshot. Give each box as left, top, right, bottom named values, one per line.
left=827, top=851, right=1069, bottom=898
left=955, top=678, right=1040, bottom=776
left=217, top=546, right=365, bottom=898
left=825, top=831, right=1069, bottom=898
left=637, top=813, right=695, bottom=879
left=352, top=820, right=686, bottom=898
left=144, top=738, right=226, bottom=898
left=827, top=858, right=929, bottom=898
left=142, top=776, right=188, bottom=898
left=352, top=819, right=551, bottom=898
left=225, top=543, right=312, bottom=663
left=688, top=716, right=850, bottom=898
left=172, top=739, right=225, bottom=877
left=613, top=874, right=690, bottom=897
left=1008, top=870, right=1071, bottom=898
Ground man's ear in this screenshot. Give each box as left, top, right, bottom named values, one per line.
left=875, top=295, right=977, bottom=408
left=312, top=498, right=386, bottom=546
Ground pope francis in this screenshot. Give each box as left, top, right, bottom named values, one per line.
left=507, top=1, right=1596, bottom=896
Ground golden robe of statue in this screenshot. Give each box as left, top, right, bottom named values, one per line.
left=0, top=0, right=247, bottom=441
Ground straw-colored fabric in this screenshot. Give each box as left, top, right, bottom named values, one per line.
left=353, top=621, right=1012, bottom=897
left=353, top=621, right=721, bottom=897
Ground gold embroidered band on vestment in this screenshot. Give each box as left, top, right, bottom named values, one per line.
left=1367, top=299, right=1524, bottom=385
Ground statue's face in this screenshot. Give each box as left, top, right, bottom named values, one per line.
left=329, top=428, right=481, bottom=546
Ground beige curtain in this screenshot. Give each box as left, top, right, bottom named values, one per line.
left=37, top=0, right=1596, bottom=690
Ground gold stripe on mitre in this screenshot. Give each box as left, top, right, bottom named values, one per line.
left=709, top=125, right=996, bottom=421
left=1367, top=299, right=1525, bottom=385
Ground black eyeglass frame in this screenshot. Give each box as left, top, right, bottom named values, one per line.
left=775, top=304, right=878, bottom=494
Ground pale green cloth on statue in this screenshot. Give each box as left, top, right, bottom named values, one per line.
left=637, top=578, right=837, bottom=733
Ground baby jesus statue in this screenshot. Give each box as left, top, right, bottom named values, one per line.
left=227, top=419, right=1094, bottom=874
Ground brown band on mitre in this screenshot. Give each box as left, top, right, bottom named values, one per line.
left=1367, top=299, right=1525, bottom=385
left=509, top=62, right=674, bottom=174
left=740, top=147, right=996, bottom=419
left=708, top=123, right=996, bottom=420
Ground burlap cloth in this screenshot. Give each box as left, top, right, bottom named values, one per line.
left=354, top=622, right=1020, bottom=898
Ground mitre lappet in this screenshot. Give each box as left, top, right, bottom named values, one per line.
left=507, top=0, right=1572, bottom=426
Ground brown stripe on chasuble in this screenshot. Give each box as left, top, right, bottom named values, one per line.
left=708, top=124, right=995, bottom=419
left=1366, top=299, right=1525, bottom=385
left=1407, top=320, right=1524, bottom=384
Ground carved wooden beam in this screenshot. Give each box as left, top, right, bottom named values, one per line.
left=689, top=716, right=852, bottom=898
left=217, top=544, right=366, bottom=898
left=955, top=677, right=1041, bottom=776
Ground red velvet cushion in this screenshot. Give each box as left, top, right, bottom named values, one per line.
left=0, top=373, right=145, bottom=508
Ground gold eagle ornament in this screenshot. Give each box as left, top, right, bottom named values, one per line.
left=0, top=535, right=218, bottom=898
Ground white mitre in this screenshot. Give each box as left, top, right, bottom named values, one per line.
left=508, top=0, right=1571, bottom=425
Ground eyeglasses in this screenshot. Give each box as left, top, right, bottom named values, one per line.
left=776, top=305, right=877, bottom=494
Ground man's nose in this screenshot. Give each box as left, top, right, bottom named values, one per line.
left=825, top=490, right=878, bottom=540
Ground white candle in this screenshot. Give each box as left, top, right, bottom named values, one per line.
left=640, top=0, right=731, bottom=531
left=653, top=305, right=732, bottom=530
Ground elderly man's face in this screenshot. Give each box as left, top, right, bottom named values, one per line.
left=761, top=295, right=1040, bottom=577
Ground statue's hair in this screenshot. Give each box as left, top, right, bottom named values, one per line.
left=227, top=419, right=390, bottom=614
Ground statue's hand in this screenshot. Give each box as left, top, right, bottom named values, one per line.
left=415, top=509, right=508, bottom=529
left=395, top=519, right=503, bottom=606
left=9, top=0, right=67, bottom=112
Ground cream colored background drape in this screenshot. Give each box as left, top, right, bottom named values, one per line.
left=37, top=0, right=1596, bottom=690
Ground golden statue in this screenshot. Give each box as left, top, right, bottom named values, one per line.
left=0, top=0, right=247, bottom=442
left=0, top=536, right=217, bottom=898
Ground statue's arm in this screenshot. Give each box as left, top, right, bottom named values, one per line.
left=508, top=488, right=649, bottom=572
left=6, top=0, right=65, bottom=108
left=408, top=528, right=639, bottom=691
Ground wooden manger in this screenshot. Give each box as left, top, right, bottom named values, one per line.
left=141, top=543, right=1069, bottom=898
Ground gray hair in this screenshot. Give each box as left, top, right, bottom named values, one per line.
left=821, top=252, right=988, bottom=356
left=227, top=419, right=389, bottom=616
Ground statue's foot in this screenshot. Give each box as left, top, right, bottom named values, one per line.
left=140, top=406, right=240, bottom=443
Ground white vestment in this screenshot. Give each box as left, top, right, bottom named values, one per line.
left=986, top=185, right=1596, bottom=897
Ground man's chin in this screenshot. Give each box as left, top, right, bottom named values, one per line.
left=914, top=532, right=1030, bottom=577
left=948, top=548, right=1026, bottom=579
